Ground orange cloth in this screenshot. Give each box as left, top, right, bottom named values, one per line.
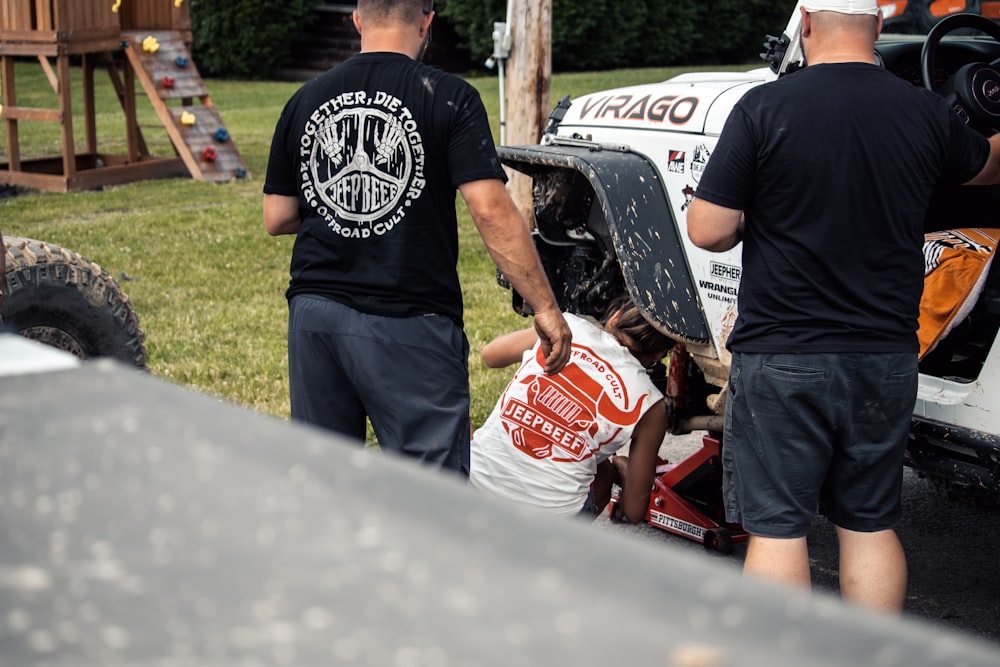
left=918, top=228, right=999, bottom=359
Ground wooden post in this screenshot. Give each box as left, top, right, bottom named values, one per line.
left=83, top=53, right=98, bottom=155
left=57, top=53, right=77, bottom=183
left=504, top=0, right=551, bottom=225
left=95, top=52, right=146, bottom=160
left=2, top=56, right=22, bottom=172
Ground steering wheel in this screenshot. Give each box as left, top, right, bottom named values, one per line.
left=921, top=13, right=1000, bottom=132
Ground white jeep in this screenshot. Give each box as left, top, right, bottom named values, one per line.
left=497, top=2, right=1000, bottom=505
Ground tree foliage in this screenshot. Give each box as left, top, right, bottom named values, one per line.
left=186, top=0, right=792, bottom=77
left=190, top=0, right=322, bottom=78
left=435, top=0, right=791, bottom=71
left=689, top=0, right=792, bottom=65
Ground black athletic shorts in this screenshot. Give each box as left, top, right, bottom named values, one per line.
left=723, top=351, right=918, bottom=538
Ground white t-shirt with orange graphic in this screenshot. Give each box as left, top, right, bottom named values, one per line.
left=470, top=314, right=664, bottom=516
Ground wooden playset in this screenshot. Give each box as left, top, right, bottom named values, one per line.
left=0, top=0, right=247, bottom=191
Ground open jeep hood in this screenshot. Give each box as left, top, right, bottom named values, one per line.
left=499, top=143, right=711, bottom=344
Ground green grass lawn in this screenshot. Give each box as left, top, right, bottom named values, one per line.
left=0, top=60, right=750, bottom=429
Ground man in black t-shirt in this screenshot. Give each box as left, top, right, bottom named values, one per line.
left=687, top=0, right=1000, bottom=613
left=263, top=0, right=570, bottom=475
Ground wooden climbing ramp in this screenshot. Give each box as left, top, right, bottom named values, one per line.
left=122, top=30, right=248, bottom=183
left=0, top=0, right=248, bottom=192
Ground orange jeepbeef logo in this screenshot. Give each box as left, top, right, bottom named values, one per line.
left=500, top=344, right=647, bottom=462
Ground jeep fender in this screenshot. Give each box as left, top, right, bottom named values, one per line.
left=498, top=143, right=710, bottom=345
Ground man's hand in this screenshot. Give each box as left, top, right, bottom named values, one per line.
left=532, top=306, right=572, bottom=375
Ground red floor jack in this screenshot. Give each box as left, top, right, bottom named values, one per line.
left=610, top=344, right=748, bottom=555
left=634, top=434, right=747, bottom=554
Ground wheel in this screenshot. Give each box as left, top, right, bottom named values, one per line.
left=703, top=528, right=734, bottom=555
left=2, top=236, right=148, bottom=369
left=920, top=12, right=1000, bottom=134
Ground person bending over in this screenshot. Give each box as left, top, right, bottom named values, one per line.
left=471, top=298, right=672, bottom=521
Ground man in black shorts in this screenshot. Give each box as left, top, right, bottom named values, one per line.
left=686, top=0, right=1000, bottom=612
left=263, top=0, right=571, bottom=475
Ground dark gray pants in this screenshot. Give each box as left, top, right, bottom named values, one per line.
left=288, top=295, right=470, bottom=475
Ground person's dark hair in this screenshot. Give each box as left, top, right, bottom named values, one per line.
left=602, top=296, right=674, bottom=363
left=357, top=0, right=430, bottom=24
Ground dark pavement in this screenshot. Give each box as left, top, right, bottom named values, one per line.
left=600, top=433, right=1000, bottom=647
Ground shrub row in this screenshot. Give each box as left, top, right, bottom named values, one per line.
left=190, top=0, right=322, bottom=79
left=187, top=0, right=792, bottom=78
left=436, top=0, right=793, bottom=71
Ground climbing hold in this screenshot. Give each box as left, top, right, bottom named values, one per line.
left=162, top=76, right=176, bottom=89
left=111, top=0, right=122, bottom=13
left=175, top=56, right=189, bottom=68
left=201, top=146, right=218, bottom=162
left=142, top=35, right=160, bottom=53
left=213, top=127, right=230, bottom=142
left=175, top=0, right=185, bottom=6
left=180, top=111, right=196, bottom=126
left=234, top=167, right=248, bottom=179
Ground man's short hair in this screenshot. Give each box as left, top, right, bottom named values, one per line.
left=357, top=0, right=432, bottom=26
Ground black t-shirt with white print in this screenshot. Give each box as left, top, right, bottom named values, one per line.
left=695, top=63, right=990, bottom=353
left=264, top=52, right=506, bottom=325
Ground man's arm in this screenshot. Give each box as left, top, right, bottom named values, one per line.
left=686, top=198, right=744, bottom=252
left=459, top=178, right=571, bottom=375
left=263, top=194, right=301, bottom=236
left=964, top=133, right=1000, bottom=185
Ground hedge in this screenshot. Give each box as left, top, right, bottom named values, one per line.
left=186, top=0, right=793, bottom=78
left=190, top=0, right=323, bottom=79
left=435, top=0, right=792, bottom=71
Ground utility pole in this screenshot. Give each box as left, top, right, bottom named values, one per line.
left=504, top=0, right=551, bottom=224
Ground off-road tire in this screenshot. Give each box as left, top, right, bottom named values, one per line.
left=2, top=236, right=148, bottom=369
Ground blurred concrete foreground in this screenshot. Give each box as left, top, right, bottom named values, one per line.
left=0, top=334, right=997, bottom=666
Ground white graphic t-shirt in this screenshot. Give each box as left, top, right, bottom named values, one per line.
left=470, top=314, right=664, bottom=516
